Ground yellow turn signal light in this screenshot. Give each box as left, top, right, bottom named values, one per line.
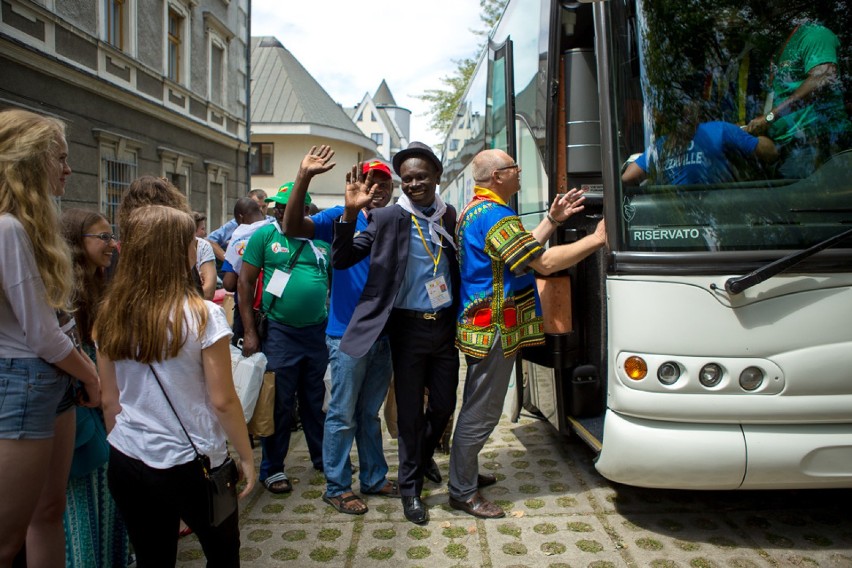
left=624, top=356, right=648, bottom=380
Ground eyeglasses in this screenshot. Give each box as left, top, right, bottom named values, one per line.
left=84, top=232, right=118, bottom=243
left=495, top=163, right=520, bottom=173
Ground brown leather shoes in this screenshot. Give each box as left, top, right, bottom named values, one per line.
left=449, top=491, right=505, bottom=519
left=477, top=473, right=497, bottom=488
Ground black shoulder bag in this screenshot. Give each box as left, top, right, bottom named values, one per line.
left=254, top=239, right=308, bottom=340
left=149, top=364, right=239, bottom=527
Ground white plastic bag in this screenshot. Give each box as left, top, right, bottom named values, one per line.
left=230, top=343, right=267, bottom=422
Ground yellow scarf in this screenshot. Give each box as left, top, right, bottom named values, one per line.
left=473, top=186, right=507, bottom=205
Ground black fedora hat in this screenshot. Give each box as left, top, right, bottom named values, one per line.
left=392, top=141, right=443, bottom=176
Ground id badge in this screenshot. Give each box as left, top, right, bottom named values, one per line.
left=265, top=269, right=291, bottom=298
left=425, top=275, right=451, bottom=309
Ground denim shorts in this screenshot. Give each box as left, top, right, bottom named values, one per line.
left=0, top=358, right=72, bottom=439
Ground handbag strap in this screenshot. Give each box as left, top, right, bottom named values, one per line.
left=148, top=364, right=207, bottom=472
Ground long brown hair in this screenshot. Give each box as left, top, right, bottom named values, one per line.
left=0, top=109, right=72, bottom=309
left=60, top=208, right=109, bottom=345
left=94, top=205, right=207, bottom=363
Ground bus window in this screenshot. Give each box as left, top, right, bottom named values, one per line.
left=516, top=118, right=548, bottom=220
left=613, top=0, right=852, bottom=253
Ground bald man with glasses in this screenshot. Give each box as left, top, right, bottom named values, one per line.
left=448, top=149, right=607, bottom=519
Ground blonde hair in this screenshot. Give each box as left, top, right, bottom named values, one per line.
left=0, top=109, right=72, bottom=309
left=60, top=208, right=110, bottom=344
left=95, top=205, right=207, bottom=363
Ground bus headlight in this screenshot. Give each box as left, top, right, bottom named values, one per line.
left=657, top=362, right=681, bottom=385
left=624, top=356, right=647, bottom=380
left=699, top=363, right=723, bottom=387
left=739, top=366, right=764, bottom=391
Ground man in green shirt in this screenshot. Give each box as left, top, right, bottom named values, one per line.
left=746, top=21, right=851, bottom=178
left=238, top=178, right=333, bottom=494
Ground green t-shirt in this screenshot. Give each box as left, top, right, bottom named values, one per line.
left=769, top=23, right=850, bottom=144
left=242, top=224, right=330, bottom=328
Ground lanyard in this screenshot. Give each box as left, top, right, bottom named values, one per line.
left=411, top=215, right=443, bottom=277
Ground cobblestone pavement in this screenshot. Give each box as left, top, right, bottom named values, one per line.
left=177, top=389, right=852, bottom=567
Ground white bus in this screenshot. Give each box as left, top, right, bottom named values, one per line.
left=441, top=0, right=852, bottom=489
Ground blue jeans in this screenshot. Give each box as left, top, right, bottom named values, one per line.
left=0, top=357, right=71, bottom=439
left=259, top=320, right=328, bottom=481
left=323, top=335, right=392, bottom=497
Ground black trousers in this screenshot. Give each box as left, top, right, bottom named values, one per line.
left=108, top=446, right=240, bottom=567
left=387, top=309, right=460, bottom=496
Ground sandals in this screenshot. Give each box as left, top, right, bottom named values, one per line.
left=323, top=492, right=368, bottom=515
left=362, top=480, right=401, bottom=498
left=263, top=472, right=292, bottom=494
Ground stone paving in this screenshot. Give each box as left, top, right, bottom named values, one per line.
left=177, top=389, right=852, bottom=567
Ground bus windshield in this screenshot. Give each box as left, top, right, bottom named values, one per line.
left=614, top=0, right=852, bottom=253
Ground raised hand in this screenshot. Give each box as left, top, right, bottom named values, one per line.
left=300, top=145, right=336, bottom=177
left=550, top=187, right=586, bottom=223
left=344, top=162, right=377, bottom=213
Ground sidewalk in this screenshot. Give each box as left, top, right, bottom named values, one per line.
left=177, top=369, right=852, bottom=567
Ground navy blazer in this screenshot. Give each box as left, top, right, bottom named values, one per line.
left=332, top=204, right=459, bottom=359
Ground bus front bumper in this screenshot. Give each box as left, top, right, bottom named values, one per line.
left=594, top=410, right=852, bottom=489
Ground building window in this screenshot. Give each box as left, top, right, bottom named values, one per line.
left=102, top=0, right=136, bottom=54
left=105, top=0, right=124, bottom=48
left=250, top=143, right=273, bottom=175
left=205, top=161, right=231, bottom=230
left=371, top=133, right=383, bottom=145
left=370, top=111, right=377, bottom=122
left=159, top=146, right=194, bottom=201
left=210, top=41, right=225, bottom=106
left=204, top=12, right=235, bottom=108
left=449, top=139, right=459, bottom=152
left=100, top=148, right=137, bottom=236
left=167, top=7, right=184, bottom=82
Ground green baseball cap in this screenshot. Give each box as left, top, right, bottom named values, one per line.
left=265, top=182, right=311, bottom=206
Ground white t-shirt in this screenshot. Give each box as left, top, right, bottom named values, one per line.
left=196, top=237, right=215, bottom=271
left=0, top=214, right=73, bottom=362
left=108, top=300, right=233, bottom=468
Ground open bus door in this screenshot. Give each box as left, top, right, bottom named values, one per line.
left=484, top=37, right=529, bottom=423
left=518, top=1, right=609, bottom=451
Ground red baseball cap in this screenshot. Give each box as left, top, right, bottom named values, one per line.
left=362, top=160, right=392, bottom=177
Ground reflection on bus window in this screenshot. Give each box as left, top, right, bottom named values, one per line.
left=615, top=0, right=852, bottom=253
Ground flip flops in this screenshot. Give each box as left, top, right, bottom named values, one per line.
left=323, top=492, right=368, bottom=515
left=262, top=472, right=292, bottom=494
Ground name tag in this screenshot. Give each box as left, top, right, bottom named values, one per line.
left=425, top=275, right=451, bottom=309
left=265, top=269, right=291, bottom=298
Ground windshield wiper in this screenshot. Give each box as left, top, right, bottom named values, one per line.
left=725, top=227, right=852, bottom=295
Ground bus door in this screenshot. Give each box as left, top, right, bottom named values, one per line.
left=521, top=1, right=609, bottom=449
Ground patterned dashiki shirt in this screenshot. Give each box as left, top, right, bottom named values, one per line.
left=455, top=187, right=545, bottom=358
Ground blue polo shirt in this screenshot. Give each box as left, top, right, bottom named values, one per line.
left=393, top=204, right=453, bottom=312
left=312, top=206, right=372, bottom=338
left=207, top=218, right=238, bottom=248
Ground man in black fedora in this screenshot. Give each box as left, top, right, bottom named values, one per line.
left=332, top=142, right=459, bottom=525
